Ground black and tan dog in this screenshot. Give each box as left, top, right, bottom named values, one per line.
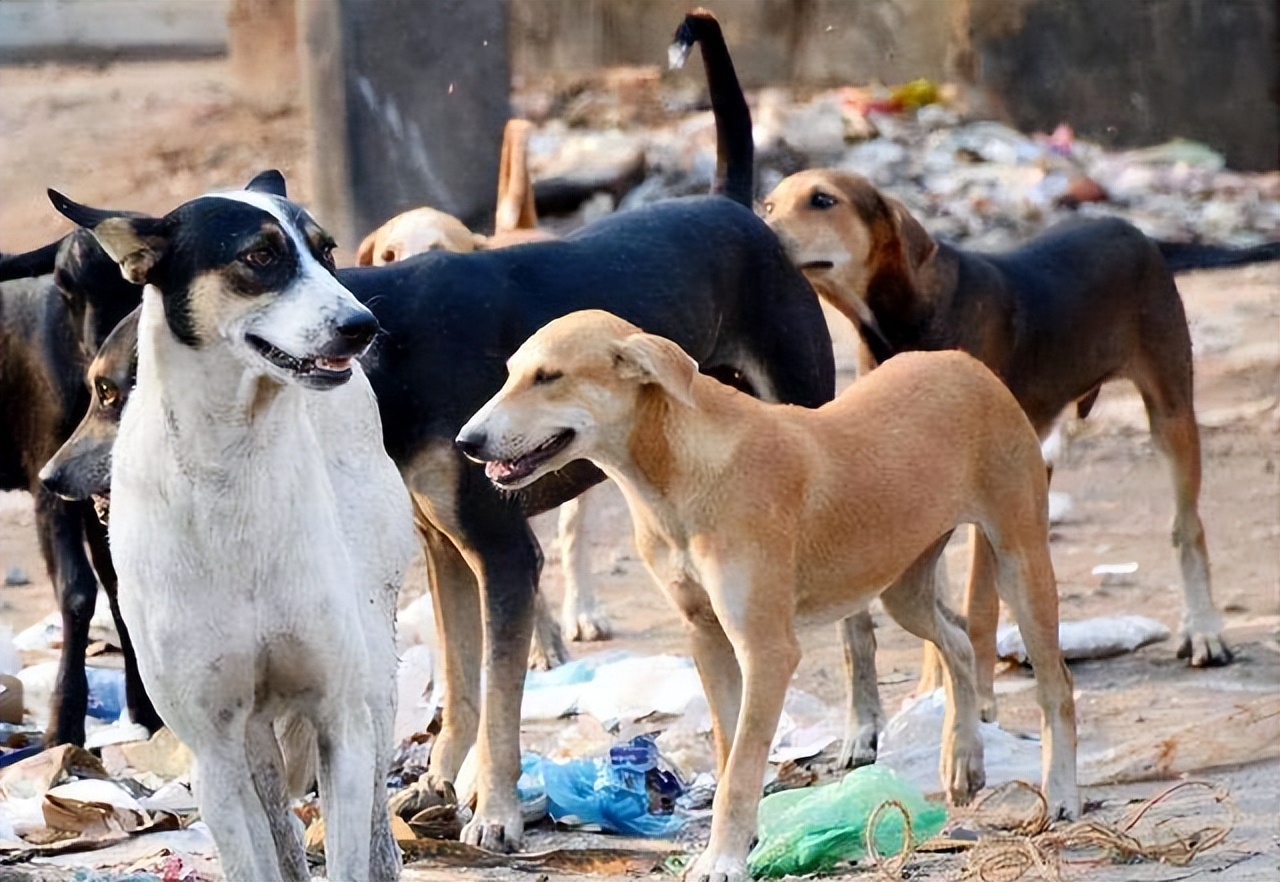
left=0, top=236, right=158, bottom=745
left=762, top=169, right=1274, bottom=763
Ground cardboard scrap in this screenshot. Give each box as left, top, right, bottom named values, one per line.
left=398, top=838, right=672, bottom=874
left=0, top=744, right=109, bottom=800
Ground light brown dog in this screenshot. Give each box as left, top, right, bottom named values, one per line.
left=763, top=167, right=1233, bottom=764
left=457, top=310, right=1078, bottom=882
left=355, top=120, right=555, bottom=266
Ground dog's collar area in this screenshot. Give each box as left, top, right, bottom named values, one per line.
left=484, top=429, right=576, bottom=487
left=245, top=333, right=354, bottom=388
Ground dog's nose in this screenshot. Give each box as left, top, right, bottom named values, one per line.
left=454, top=431, right=487, bottom=462
left=335, top=311, right=379, bottom=348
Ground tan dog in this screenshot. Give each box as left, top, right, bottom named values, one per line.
left=355, top=120, right=555, bottom=265
left=764, top=167, right=1236, bottom=764
left=457, top=310, right=1078, bottom=882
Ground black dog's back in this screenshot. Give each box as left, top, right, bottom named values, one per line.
left=343, top=196, right=834, bottom=513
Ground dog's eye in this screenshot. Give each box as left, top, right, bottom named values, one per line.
left=810, top=191, right=837, bottom=210
left=762, top=202, right=774, bottom=215
left=95, top=378, right=118, bottom=407
left=532, top=369, right=562, bottom=386
left=319, top=239, right=337, bottom=270
left=241, top=247, right=276, bottom=268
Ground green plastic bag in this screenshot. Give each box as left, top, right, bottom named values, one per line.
left=747, top=765, right=947, bottom=878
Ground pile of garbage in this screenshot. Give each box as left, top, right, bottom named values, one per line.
left=519, top=73, right=1279, bottom=252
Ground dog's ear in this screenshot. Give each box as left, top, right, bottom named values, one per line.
left=355, top=229, right=379, bottom=266
left=886, top=196, right=937, bottom=274
left=48, top=190, right=167, bottom=286
left=611, top=332, right=697, bottom=407
left=245, top=169, right=287, bottom=198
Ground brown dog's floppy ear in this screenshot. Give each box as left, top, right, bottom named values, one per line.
left=355, top=229, right=379, bottom=266
left=886, top=196, right=937, bottom=275
left=611, top=332, right=697, bottom=408
left=245, top=169, right=287, bottom=198
left=48, top=190, right=167, bottom=286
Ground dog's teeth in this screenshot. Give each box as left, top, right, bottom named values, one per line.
left=317, top=356, right=352, bottom=371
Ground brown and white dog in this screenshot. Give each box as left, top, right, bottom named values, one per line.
left=457, top=310, right=1078, bottom=882
left=355, top=118, right=609, bottom=648
left=762, top=168, right=1241, bottom=762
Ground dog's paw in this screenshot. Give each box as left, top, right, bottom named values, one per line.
left=682, top=848, right=749, bottom=882
left=419, top=773, right=458, bottom=807
left=940, top=744, right=985, bottom=806
left=460, top=805, right=523, bottom=853
left=528, top=616, right=569, bottom=671
left=837, top=725, right=878, bottom=770
left=562, top=610, right=612, bottom=643
left=978, top=691, right=998, bottom=724
left=1177, top=631, right=1234, bottom=667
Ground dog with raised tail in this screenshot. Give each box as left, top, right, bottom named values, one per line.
left=49, top=172, right=418, bottom=882
left=457, top=309, right=1078, bottom=882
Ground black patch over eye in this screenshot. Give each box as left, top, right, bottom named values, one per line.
left=533, top=368, right=562, bottom=386
left=95, top=378, right=118, bottom=406
left=810, top=191, right=837, bottom=210
left=242, top=246, right=277, bottom=268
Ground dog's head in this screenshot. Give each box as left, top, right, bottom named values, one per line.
left=762, top=169, right=937, bottom=325
left=355, top=206, right=481, bottom=265
left=455, top=310, right=696, bottom=490
left=49, top=170, right=378, bottom=391
left=39, top=306, right=139, bottom=515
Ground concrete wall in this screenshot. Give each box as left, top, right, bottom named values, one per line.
left=3, top=0, right=1275, bottom=169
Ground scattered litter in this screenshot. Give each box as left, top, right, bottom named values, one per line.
left=998, top=614, right=1169, bottom=664
left=1091, top=561, right=1140, bottom=586
left=0, top=675, right=22, bottom=725
left=877, top=690, right=1044, bottom=795
left=0, top=628, right=20, bottom=677
left=747, top=764, right=947, bottom=878
left=527, top=734, right=685, bottom=837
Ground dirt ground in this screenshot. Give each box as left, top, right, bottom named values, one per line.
left=1, top=59, right=1278, bottom=881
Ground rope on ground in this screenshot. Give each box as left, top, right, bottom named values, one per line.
left=956, top=779, right=1236, bottom=882
left=865, top=798, right=916, bottom=881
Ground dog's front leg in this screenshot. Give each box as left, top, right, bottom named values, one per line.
left=246, top=716, right=309, bottom=882
left=686, top=615, right=799, bottom=882
left=318, top=704, right=376, bottom=881
left=461, top=524, right=541, bottom=852
left=687, top=618, right=742, bottom=775
left=38, top=491, right=97, bottom=746
left=197, top=731, right=289, bottom=881
left=837, top=611, right=884, bottom=769
left=419, top=521, right=481, bottom=799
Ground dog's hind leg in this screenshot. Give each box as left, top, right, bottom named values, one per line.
left=836, top=611, right=884, bottom=769
left=557, top=489, right=612, bottom=642
left=246, top=715, right=308, bottom=882
left=83, top=513, right=163, bottom=733
left=879, top=535, right=985, bottom=806
left=964, top=531, right=1001, bottom=723
left=1130, top=342, right=1230, bottom=666
left=908, top=551, right=955, bottom=698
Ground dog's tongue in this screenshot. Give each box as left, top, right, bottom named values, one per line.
left=485, top=460, right=519, bottom=483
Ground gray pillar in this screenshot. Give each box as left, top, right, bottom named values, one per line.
left=300, top=0, right=510, bottom=253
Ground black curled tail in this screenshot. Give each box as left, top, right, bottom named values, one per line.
left=0, top=235, right=66, bottom=282
left=671, top=9, right=753, bottom=208
left=1157, top=239, right=1280, bottom=273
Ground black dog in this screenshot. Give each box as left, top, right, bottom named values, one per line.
left=0, top=235, right=159, bottom=745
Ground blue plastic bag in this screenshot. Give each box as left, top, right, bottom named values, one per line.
left=532, top=735, right=685, bottom=837
left=85, top=666, right=126, bottom=721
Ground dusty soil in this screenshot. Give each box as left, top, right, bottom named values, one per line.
left=1, top=59, right=1277, bottom=881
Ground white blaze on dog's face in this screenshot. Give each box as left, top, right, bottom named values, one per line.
left=457, top=310, right=696, bottom=490
left=53, top=177, right=380, bottom=391
left=761, top=169, right=877, bottom=301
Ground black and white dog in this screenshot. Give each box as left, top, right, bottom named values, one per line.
left=52, top=173, right=418, bottom=882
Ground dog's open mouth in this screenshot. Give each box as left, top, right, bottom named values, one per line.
left=246, top=334, right=354, bottom=384
left=484, top=429, right=575, bottom=487
left=799, top=260, right=835, bottom=271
